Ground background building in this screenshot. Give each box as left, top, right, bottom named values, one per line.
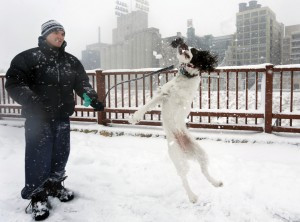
left=81, top=49, right=100, bottom=70
left=81, top=28, right=110, bottom=70
left=283, top=25, right=300, bottom=64
left=81, top=0, right=299, bottom=69
left=160, top=20, right=232, bottom=67
left=159, top=32, right=184, bottom=68
left=282, top=35, right=292, bottom=65
left=101, top=10, right=162, bottom=69
left=225, top=0, right=284, bottom=66
left=211, top=34, right=234, bottom=65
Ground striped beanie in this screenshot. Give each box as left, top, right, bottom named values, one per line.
left=41, top=20, right=65, bottom=37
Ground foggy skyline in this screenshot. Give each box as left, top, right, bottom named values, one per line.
left=1, top=0, right=300, bottom=71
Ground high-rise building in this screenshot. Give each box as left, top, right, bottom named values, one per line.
left=112, top=10, right=148, bottom=44
left=282, top=25, right=300, bottom=64
left=282, top=37, right=292, bottom=65
left=186, top=20, right=213, bottom=51
left=81, top=47, right=100, bottom=70
left=81, top=28, right=109, bottom=70
left=101, top=10, right=162, bottom=69
left=160, top=20, right=233, bottom=67
left=211, top=35, right=234, bottom=66
left=225, top=1, right=284, bottom=66
left=159, top=32, right=185, bottom=68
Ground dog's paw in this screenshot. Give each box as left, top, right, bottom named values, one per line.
left=218, top=181, right=224, bottom=187
left=213, top=181, right=223, bottom=187
left=188, top=193, right=198, bottom=204
left=128, top=113, right=141, bottom=125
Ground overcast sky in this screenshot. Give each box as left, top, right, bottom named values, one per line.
left=0, top=0, right=299, bottom=71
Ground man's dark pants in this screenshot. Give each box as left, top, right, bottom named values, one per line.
left=21, top=117, right=70, bottom=199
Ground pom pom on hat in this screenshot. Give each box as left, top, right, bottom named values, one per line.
left=41, top=20, right=65, bottom=37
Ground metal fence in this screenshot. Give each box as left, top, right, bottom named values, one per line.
left=1, top=64, right=300, bottom=133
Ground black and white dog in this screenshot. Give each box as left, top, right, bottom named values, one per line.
left=130, top=38, right=222, bottom=203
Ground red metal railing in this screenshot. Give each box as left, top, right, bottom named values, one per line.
left=1, top=64, right=300, bottom=133
left=271, top=65, right=300, bottom=133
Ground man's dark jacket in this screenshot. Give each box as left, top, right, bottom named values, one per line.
left=5, top=36, right=97, bottom=119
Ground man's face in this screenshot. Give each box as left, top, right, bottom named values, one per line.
left=46, top=30, right=65, bottom=48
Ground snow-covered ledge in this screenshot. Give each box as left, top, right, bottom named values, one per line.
left=217, top=63, right=272, bottom=70
left=274, top=64, right=300, bottom=69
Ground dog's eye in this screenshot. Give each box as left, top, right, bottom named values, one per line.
left=187, top=64, right=194, bottom=68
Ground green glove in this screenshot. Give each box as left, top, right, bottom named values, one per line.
left=83, top=93, right=92, bottom=107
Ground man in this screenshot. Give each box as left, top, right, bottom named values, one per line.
left=5, top=20, right=104, bottom=221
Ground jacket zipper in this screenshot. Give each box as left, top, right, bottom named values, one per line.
left=56, top=59, right=63, bottom=117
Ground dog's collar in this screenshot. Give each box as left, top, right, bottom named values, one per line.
left=179, top=67, right=198, bottom=78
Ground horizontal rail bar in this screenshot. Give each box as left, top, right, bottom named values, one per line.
left=272, top=126, right=300, bottom=133
left=190, top=111, right=264, bottom=118
left=273, top=113, right=300, bottom=119
left=187, top=123, right=264, bottom=131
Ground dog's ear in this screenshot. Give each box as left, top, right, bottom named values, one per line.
left=190, top=49, right=218, bottom=72
left=170, top=38, right=185, bottom=48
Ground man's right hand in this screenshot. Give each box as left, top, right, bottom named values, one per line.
left=90, top=100, right=105, bottom=111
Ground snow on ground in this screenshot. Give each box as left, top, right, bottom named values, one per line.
left=1, top=119, right=300, bottom=222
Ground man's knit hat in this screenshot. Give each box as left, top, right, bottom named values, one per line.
left=41, top=20, right=65, bottom=37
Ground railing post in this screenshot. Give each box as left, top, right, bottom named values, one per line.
left=95, top=70, right=106, bottom=125
left=264, top=65, right=273, bottom=133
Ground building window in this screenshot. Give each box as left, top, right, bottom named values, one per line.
left=291, top=48, right=300, bottom=54
left=260, top=58, right=266, bottom=63
left=251, top=32, right=259, bottom=38
left=259, top=31, right=266, bottom=37
left=259, top=45, right=266, bottom=51
left=251, top=17, right=258, bottom=24
left=237, top=27, right=243, bottom=33
left=259, top=37, right=266, bottom=44
left=292, top=42, right=300, bottom=47
left=292, top=33, right=300, bottom=39
left=251, top=25, right=259, bottom=31
left=237, top=20, right=243, bottom=26
left=251, top=38, right=258, bottom=44
left=251, top=11, right=258, bottom=16
left=237, top=33, right=244, bottom=39
left=251, top=53, right=258, bottom=58
left=259, top=10, right=266, bottom=15
left=259, top=16, right=266, bottom=23
left=244, top=39, right=250, bottom=45
left=259, top=52, right=266, bottom=58
left=244, top=32, right=250, bottom=38
left=244, top=26, right=250, bottom=32
left=259, top=23, right=266, bottom=30
left=244, top=19, right=250, bottom=26
left=244, top=46, right=251, bottom=52
left=237, top=48, right=244, bottom=53
left=244, top=60, right=251, bottom=65
left=244, top=13, right=250, bottom=18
